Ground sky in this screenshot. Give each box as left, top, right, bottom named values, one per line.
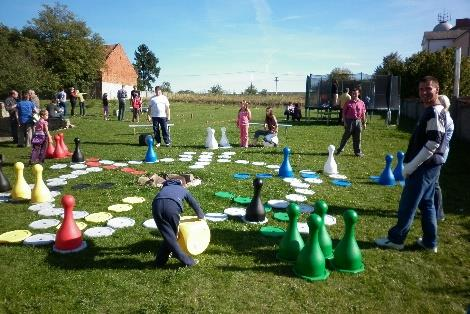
left=1, top=0, right=469, bottom=93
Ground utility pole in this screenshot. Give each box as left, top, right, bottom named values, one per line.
left=274, top=76, right=279, bottom=94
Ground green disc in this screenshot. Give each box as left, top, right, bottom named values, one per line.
left=214, top=191, right=235, bottom=199
left=260, top=226, right=285, bottom=237
left=264, top=203, right=272, bottom=213
left=273, top=212, right=289, bottom=222
left=233, top=196, right=252, bottom=205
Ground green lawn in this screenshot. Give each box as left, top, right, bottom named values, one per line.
left=0, top=101, right=469, bottom=313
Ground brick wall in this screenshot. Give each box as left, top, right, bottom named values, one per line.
left=101, top=44, right=137, bottom=86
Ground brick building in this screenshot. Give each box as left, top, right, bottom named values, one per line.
left=95, top=43, right=137, bottom=99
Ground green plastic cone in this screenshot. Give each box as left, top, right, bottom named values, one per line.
left=314, top=200, right=333, bottom=259
left=332, top=209, right=365, bottom=273
left=293, top=213, right=330, bottom=281
left=277, top=203, right=304, bottom=262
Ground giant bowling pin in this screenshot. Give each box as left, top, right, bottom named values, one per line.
left=53, top=134, right=66, bottom=159
left=11, top=162, right=31, bottom=201
left=379, top=154, right=396, bottom=186
left=31, top=164, right=52, bottom=204
left=0, top=154, right=11, bottom=192
left=393, top=151, right=405, bottom=182
left=323, top=145, right=338, bottom=175
left=244, top=178, right=266, bottom=223
left=53, top=195, right=87, bottom=253
left=45, top=139, right=55, bottom=159
left=278, top=147, right=294, bottom=178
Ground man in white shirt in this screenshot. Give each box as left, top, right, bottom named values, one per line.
left=148, top=86, right=171, bottom=147
left=57, top=88, right=67, bottom=116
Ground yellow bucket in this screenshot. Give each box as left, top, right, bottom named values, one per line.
left=177, top=216, right=210, bottom=255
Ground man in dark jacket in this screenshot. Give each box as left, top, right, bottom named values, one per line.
left=152, top=179, right=205, bottom=267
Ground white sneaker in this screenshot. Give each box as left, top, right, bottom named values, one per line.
left=375, top=237, right=405, bottom=250
left=416, top=238, right=438, bottom=253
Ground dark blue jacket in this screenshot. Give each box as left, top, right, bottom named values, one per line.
left=153, top=180, right=204, bottom=218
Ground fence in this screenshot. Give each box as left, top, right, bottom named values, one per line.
left=400, top=97, right=470, bottom=142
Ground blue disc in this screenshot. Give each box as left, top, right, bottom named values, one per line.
left=301, top=172, right=320, bottom=179
left=233, top=173, right=250, bottom=180
left=369, top=175, right=380, bottom=183
left=331, top=179, right=352, bottom=187
left=256, top=173, right=273, bottom=179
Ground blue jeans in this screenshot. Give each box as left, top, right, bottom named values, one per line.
left=118, top=99, right=126, bottom=121
left=152, top=117, right=170, bottom=145
left=388, top=163, right=441, bottom=248
left=58, top=102, right=67, bottom=116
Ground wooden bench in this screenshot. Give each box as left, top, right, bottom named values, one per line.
left=249, top=122, right=293, bottom=138
left=129, top=123, right=174, bottom=135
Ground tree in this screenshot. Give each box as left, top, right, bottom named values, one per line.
left=22, top=3, right=105, bottom=93
left=260, top=89, right=268, bottom=95
left=244, top=83, right=258, bottom=95
left=209, top=84, right=224, bottom=94
left=177, top=90, right=195, bottom=94
left=160, top=81, right=171, bottom=93
left=134, top=44, right=160, bottom=91
left=375, top=52, right=405, bottom=76
left=328, top=67, right=353, bottom=81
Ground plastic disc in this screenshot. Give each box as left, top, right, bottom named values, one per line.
left=113, top=162, right=128, bottom=167
left=56, top=221, right=87, bottom=230
left=205, top=213, right=229, bottom=222
left=290, top=181, right=310, bottom=189
left=295, top=188, right=315, bottom=195
left=85, top=212, right=113, bottom=223
left=233, top=197, right=252, bottom=205
left=297, top=222, right=309, bottom=234
left=214, top=191, right=235, bottom=199
left=233, top=173, right=250, bottom=180
left=108, top=204, right=133, bottom=212
left=38, top=207, right=64, bottom=217
left=107, top=217, right=135, bottom=229
left=329, top=174, right=348, bottom=179
left=273, top=212, right=289, bottom=222
left=252, top=161, right=266, bottom=166
left=260, top=226, right=285, bottom=237
left=303, top=178, right=323, bottom=184
left=331, top=179, right=352, bottom=187
left=223, top=207, right=246, bottom=217
left=299, top=203, right=314, bottom=213
left=28, top=202, right=54, bottom=212
left=0, top=230, right=33, bottom=243
left=267, top=199, right=289, bottom=209
left=84, top=227, right=115, bottom=238
left=122, top=196, right=146, bottom=204
left=29, top=219, right=60, bottom=229
left=256, top=173, right=273, bottom=179
left=70, top=163, right=87, bottom=170
left=286, top=194, right=307, bottom=202
left=234, top=160, right=249, bottom=164
left=50, top=164, right=68, bottom=170
left=142, top=219, right=158, bottom=230
left=99, top=160, right=115, bottom=165
left=23, top=233, right=55, bottom=246
left=128, top=160, right=143, bottom=165
left=60, top=210, right=89, bottom=220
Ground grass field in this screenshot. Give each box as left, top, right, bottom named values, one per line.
left=0, top=101, right=469, bottom=313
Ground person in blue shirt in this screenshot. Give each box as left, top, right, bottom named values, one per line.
left=152, top=179, right=205, bottom=268
left=15, top=91, right=37, bottom=147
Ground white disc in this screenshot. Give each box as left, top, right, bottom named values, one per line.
left=113, top=162, right=128, bottom=167
left=223, top=207, right=246, bottom=217
left=297, top=222, right=309, bottom=234
left=50, top=191, right=61, bottom=198
left=0, top=192, right=11, bottom=197
left=70, top=163, right=87, bottom=170
left=108, top=204, right=133, bottom=212
left=283, top=177, right=301, bottom=183
left=99, top=160, right=115, bottom=165
left=29, top=219, right=60, bottom=229
left=187, top=179, right=202, bottom=187
left=38, top=207, right=64, bottom=217
left=291, top=181, right=310, bottom=189
left=299, top=170, right=317, bottom=174
left=160, top=158, right=175, bottom=163
left=86, top=167, right=103, bottom=173
left=128, top=160, right=143, bottom=165
left=295, top=188, right=315, bottom=196
left=189, top=164, right=205, bottom=169
left=59, top=174, right=79, bottom=180
left=71, top=170, right=88, bottom=176
left=183, top=152, right=197, bottom=155
left=267, top=199, right=289, bottom=209
left=234, top=160, right=249, bottom=164
left=107, top=217, right=135, bottom=229
left=329, top=174, right=348, bottom=179
left=142, top=218, right=158, bottom=230
left=221, top=151, right=236, bottom=156
left=50, top=164, right=68, bottom=170
left=325, top=214, right=337, bottom=226
left=84, top=226, right=115, bottom=238
left=122, top=196, right=146, bottom=204
left=298, top=203, right=314, bottom=213
left=217, top=159, right=231, bottom=163
left=60, top=210, right=89, bottom=220
left=46, top=180, right=67, bottom=187
left=29, top=202, right=54, bottom=212
left=205, top=213, right=228, bottom=222
left=179, top=158, right=192, bottom=162
left=242, top=216, right=268, bottom=225
left=303, top=178, right=323, bottom=184
left=266, top=164, right=280, bottom=169
left=200, top=152, right=214, bottom=155
left=195, top=161, right=211, bottom=166
left=23, top=233, right=56, bottom=246
left=252, top=161, right=266, bottom=166
left=198, top=158, right=212, bottom=162
left=179, top=154, right=193, bottom=158
left=285, top=194, right=307, bottom=202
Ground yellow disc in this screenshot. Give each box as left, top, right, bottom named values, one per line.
left=56, top=221, right=87, bottom=231
left=85, top=212, right=113, bottom=223
left=177, top=216, right=210, bottom=256
left=108, top=204, right=133, bottom=212
left=0, top=230, right=33, bottom=243
left=121, top=196, right=145, bottom=204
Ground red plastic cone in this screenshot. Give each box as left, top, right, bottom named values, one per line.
left=45, top=139, right=55, bottom=159
left=53, top=134, right=67, bottom=159
left=54, top=195, right=84, bottom=251
left=59, top=133, right=73, bottom=157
